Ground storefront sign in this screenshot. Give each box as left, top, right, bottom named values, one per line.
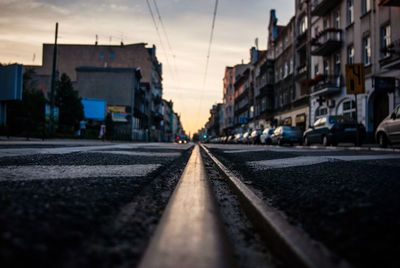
left=108, top=106, right=128, bottom=122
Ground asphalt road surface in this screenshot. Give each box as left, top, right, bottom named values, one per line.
left=205, top=144, right=400, bottom=268
left=0, top=140, right=193, bottom=268
left=1, top=140, right=400, bottom=268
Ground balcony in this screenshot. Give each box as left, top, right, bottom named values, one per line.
left=380, top=0, right=400, bottom=6
left=311, top=29, right=342, bottom=56
left=311, top=0, right=341, bottom=17
left=309, top=75, right=342, bottom=96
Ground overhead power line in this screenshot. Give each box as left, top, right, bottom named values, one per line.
left=152, top=0, right=180, bottom=86
left=145, top=0, right=175, bottom=81
left=203, top=0, right=219, bottom=89
left=195, top=0, right=219, bottom=130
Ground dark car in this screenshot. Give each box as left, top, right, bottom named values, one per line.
left=375, top=104, right=400, bottom=147
left=226, top=134, right=235, bottom=144
left=270, top=126, right=303, bottom=145
left=249, top=129, right=263, bottom=144
left=303, top=116, right=365, bottom=146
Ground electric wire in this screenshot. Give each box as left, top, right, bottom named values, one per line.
left=152, top=0, right=179, bottom=81
left=145, top=0, right=174, bottom=81
left=151, top=0, right=187, bottom=122
left=194, top=0, right=219, bottom=132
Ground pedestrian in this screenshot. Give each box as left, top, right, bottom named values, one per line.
left=74, top=120, right=80, bottom=137
left=80, top=120, right=86, bottom=138
left=99, top=122, right=106, bottom=141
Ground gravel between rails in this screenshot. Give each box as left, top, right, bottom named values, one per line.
left=200, top=149, right=283, bottom=268
left=0, top=146, right=194, bottom=268
left=208, top=147, right=400, bottom=268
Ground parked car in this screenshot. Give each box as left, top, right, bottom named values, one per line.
left=233, top=133, right=244, bottom=144
left=303, top=116, right=365, bottom=146
left=249, top=129, right=263, bottom=144
left=270, top=126, right=303, bottom=145
left=260, top=128, right=275, bottom=144
left=375, top=104, right=400, bottom=147
left=227, top=135, right=235, bottom=144
left=242, top=130, right=252, bottom=144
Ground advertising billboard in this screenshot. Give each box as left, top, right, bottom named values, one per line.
left=81, top=98, right=106, bottom=120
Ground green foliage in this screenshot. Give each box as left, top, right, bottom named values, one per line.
left=55, top=73, right=84, bottom=132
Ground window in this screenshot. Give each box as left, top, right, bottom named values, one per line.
left=334, top=11, right=340, bottom=28
left=315, top=64, right=319, bottom=75
left=315, top=107, right=328, bottom=119
left=298, top=16, right=308, bottom=36
left=362, top=0, right=370, bottom=15
left=334, top=10, right=341, bottom=40
left=347, top=46, right=354, bottom=64
left=347, top=0, right=353, bottom=26
left=334, top=53, right=341, bottom=75
left=342, top=100, right=356, bottom=119
left=284, top=62, right=288, bottom=78
left=363, top=36, right=371, bottom=65
left=289, top=59, right=293, bottom=74
left=314, top=26, right=319, bottom=38
left=323, top=59, right=329, bottom=75
left=381, top=24, right=391, bottom=58
left=323, top=19, right=328, bottom=30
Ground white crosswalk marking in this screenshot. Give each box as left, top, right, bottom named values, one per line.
left=91, top=151, right=181, bottom=157
left=0, top=164, right=160, bottom=181
left=224, top=148, right=336, bottom=154
left=0, top=143, right=181, bottom=158
left=248, top=154, right=400, bottom=170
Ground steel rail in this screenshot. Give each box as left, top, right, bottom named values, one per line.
left=201, top=144, right=351, bottom=268
left=138, top=145, right=236, bottom=268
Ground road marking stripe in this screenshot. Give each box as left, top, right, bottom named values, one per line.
left=223, top=148, right=337, bottom=154
left=248, top=154, right=400, bottom=169
left=90, top=151, right=181, bottom=157
left=0, top=164, right=160, bottom=181
left=0, top=143, right=187, bottom=158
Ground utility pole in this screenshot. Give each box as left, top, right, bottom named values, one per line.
left=49, top=22, right=58, bottom=135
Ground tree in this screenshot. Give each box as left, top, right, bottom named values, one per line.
left=55, top=73, right=84, bottom=132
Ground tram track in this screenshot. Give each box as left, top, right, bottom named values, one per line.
left=139, top=144, right=350, bottom=268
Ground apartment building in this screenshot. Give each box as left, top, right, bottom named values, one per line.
left=28, top=42, right=165, bottom=141
left=267, top=9, right=309, bottom=131
left=309, top=0, right=400, bottom=139
left=252, top=52, right=274, bottom=129
left=222, top=66, right=234, bottom=135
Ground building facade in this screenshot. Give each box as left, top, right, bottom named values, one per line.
left=309, top=0, right=400, bottom=139
left=28, top=42, right=169, bottom=141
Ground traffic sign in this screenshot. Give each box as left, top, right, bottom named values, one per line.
left=346, top=64, right=365, bottom=94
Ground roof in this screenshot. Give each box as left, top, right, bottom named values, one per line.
left=76, top=66, right=140, bottom=73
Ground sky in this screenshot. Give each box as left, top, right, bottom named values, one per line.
left=0, top=0, right=294, bottom=135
